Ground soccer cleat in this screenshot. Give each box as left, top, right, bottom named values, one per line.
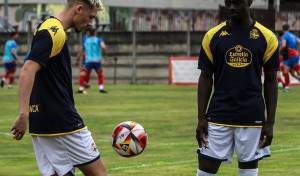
left=100, top=90, right=108, bottom=93
left=1, top=80, right=4, bottom=88
left=282, top=88, right=289, bottom=93
left=76, top=90, right=87, bottom=94
left=84, top=84, right=91, bottom=89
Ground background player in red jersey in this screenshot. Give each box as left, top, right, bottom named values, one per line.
left=279, top=24, right=300, bottom=92
left=277, top=31, right=288, bottom=89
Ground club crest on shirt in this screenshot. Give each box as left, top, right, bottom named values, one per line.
left=250, top=29, right=260, bottom=39
left=90, top=142, right=99, bottom=156
left=225, top=45, right=252, bottom=68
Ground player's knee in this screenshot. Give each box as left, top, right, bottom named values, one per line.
left=97, top=72, right=103, bottom=77
left=80, top=70, right=87, bottom=76
left=238, top=161, right=258, bottom=169
left=198, top=155, right=221, bottom=174
left=10, top=68, right=16, bottom=74
left=100, top=166, right=107, bottom=176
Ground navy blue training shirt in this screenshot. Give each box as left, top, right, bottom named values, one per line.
left=198, top=21, right=279, bottom=127
left=27, top=17, right=86, bottom=136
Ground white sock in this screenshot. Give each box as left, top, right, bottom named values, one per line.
left=238, top=168, right=258, bottom=176
left=79, top=87, right=84, bottom=91
left=2, top=78, right=5, bottom=81
left=99, top=85, right=104, bottom=90
left=197, top=169, right=217, bottom=176
left=8, top=85, right=12, bottom=88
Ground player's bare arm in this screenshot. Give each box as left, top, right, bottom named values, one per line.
left=11, top=48, right=20, bottom=64
left=196, top=70, right=213, bottom=148
left=260, top=71, right=278, bottom=148
left=75, top=46, right=84, bottom=66
left=11, top=60, right=41, bottom=140
left=100, top=42, right=107, bottom=61
left=279, top=40, right=286, bottom=54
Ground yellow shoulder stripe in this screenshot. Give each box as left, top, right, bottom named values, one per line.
left=254, top=22, right=278, bottom=65
left=35, top=18, right=66, bottom=58
left=202, top=21, right=227, bottom=64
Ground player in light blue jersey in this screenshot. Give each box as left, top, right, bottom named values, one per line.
left=75, top=28, right=92, bottom=88
left=77, top=28, right=108, bottom=93
left=1, top=32, right=20, bottom=88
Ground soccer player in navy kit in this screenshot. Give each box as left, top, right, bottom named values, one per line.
left=11, top=0, right=107, bottom=175
left=196, top=0, right=279, bottom=176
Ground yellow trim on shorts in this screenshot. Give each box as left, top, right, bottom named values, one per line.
left=30, top=126, right=87, bottom=136
left=208, top=122, right=262, bottom=128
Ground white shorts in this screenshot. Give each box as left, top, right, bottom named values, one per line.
left=32, top=128, right=100, bottom=176
left=197, top=124, right=270, bottom=163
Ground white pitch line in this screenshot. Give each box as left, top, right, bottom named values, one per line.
left=0, top=132, right=13, bottom=136
left=0, top=131, right=30, bottom=138
left=271, top=146, right=300, bottom=153
left=0, top=118, right=14, bottom=122
left=75, top=160, right=196, bottom=174
left=74, top=146, right=300, bottom=175
left=109, top=159, right=196, bottom=171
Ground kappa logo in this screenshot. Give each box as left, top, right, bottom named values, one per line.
left=49, top=26, right=59, bottom=36
left=250, top=29, right=260, bottom=39
left=220, top=30, right=229, bottom=37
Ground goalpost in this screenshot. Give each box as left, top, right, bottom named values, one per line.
left=169, top=57, right=200, bottom=85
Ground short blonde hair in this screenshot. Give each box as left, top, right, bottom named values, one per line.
left=89, top=0, right=104, bottom=11
left=68, top=0, right=104, bottom=11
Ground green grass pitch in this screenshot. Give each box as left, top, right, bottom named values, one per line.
left=0, top=85, right=300, bottom=175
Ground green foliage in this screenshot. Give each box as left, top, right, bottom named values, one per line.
left=0, top=85, right=300, bottom=175
left=15, top=5, right=37, bottom=22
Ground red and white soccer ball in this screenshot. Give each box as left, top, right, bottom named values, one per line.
left=111, top=121, right=148, bottom=157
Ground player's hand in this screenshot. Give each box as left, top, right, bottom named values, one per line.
left=74, top=60, right=79, bottom=67
left=103, top=56, right=108, bottom=62
left=11, top=114, right=29, bottom=140
left=259, top=121, right=274, bottom=148
left=196, top=118, right=209, bottom=148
